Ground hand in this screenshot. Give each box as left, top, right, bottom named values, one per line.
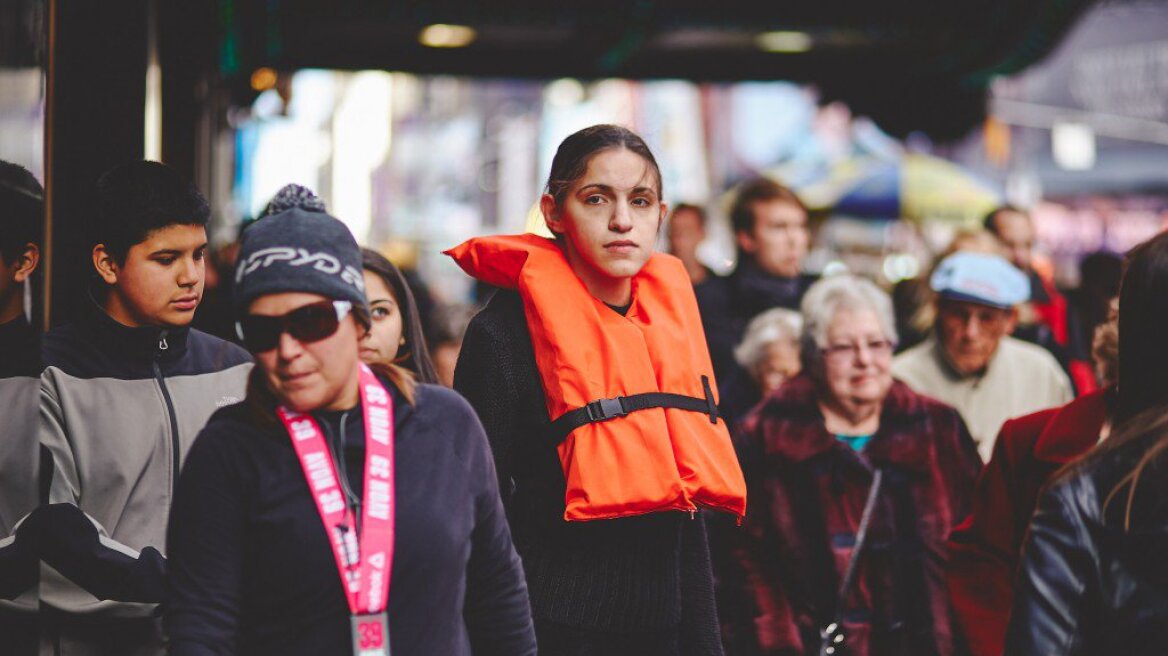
left=28, top=503, right=100, bottom=571
left=17, top=503, right=166, bottom=602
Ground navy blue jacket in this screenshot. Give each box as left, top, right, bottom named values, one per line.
left=165, top=380, right=536, bottom=656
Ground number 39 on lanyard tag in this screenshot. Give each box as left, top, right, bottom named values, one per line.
left=279, top=363, right=396, bottom=656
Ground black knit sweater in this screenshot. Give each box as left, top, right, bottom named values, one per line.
left=453, top=290, right=723, bottom=656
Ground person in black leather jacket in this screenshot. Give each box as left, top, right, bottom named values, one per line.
left=1004, top=404, right=1168, bottom=656
left=1005, top=231, right=1168, bottom=655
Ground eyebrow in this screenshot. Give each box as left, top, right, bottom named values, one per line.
left=577, top=183, right=657, bottom=196
left=150, top=242, right=208, bottom=257
left=368, top=297, right=395, bottom=305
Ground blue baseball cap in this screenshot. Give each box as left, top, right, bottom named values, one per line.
left=930, top=251, right=1029, bottom=309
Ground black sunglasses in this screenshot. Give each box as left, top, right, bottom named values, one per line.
left=236, top=300, right=353, bottom=353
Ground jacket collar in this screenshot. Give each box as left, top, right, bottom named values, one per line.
left=1032, top=387, right=1111, bottom=463
left=85, top=290, right=190, bottom=362
left=728, top=259, right=813, bottom=317
left=751, top=373, right=936, bottom=473
left=0, top=315, right=41, bottom=376
left=0, top=314, right=33, bottom=345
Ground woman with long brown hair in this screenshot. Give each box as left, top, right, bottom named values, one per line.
left=1004, top=231, right=1168, bottom=655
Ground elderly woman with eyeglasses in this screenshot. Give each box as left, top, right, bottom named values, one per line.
left=724, top=275, right=981, bottom=656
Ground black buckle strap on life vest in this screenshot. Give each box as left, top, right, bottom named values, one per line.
left=550, top=375, right=720, bottom=445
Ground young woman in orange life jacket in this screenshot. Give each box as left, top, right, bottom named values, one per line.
left=450, top=124, right=746, bottom=656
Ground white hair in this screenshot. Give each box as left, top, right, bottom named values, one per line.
left=799, top=274, right=898, bottom=374
left=734, top=308, right=803, bottom=370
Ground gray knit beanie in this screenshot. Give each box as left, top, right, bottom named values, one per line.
left=233, top=184, right=366, bottom=312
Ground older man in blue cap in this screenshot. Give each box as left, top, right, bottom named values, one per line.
left=892, top=251, right=1073, bottom=461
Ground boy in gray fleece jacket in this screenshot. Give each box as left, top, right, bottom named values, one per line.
left=30, top=161, right=251, bottom=655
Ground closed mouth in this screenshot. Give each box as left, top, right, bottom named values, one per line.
left=280, top=370, right=314, bottom=383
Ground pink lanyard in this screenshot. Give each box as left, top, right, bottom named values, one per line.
left=278, top=364, right=396, bottom=615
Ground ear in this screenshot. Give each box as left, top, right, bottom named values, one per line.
left=657, top=201, right=668, bottom=233
left=11, top=243, right=39, bottom=283
left=93, top=244, right=119, bottom=285
left=540, top=194, right=565, bottom=236
left=736, top=229, right=757, bottom=255
left=1004, top=307, right=1019, bottom=334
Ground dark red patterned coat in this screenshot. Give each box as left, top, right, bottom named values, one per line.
left=724, top=374, right=981, bottom=656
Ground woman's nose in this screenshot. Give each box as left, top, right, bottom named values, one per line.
left=610, top=203, right=633, bottom=232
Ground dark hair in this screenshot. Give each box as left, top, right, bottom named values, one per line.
left=1114, top=232, right=1168, bottom=424
left=1097, top=402, right=1168, bottom=532
left=93, top=161, right=210, bottom=265
left=1077, top=234, right=1168, bottom=531
left=669, top=203, right=707, bottom=228
left=0, top=160, right=43, bottom=263
left=544, top=124, right=662, bottom=205
left=1080, top=250, right=1124, bottom=294
left=360, top=248, right=439, bottom=385
left=981, top=205, right=1026, bottom=236
left=729, top=177, right=807, bottom=236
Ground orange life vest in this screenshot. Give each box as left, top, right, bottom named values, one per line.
left=446, top=233, right=746, bottom=521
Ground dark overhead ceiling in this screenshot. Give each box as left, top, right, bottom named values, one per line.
left=221, top=0, right=1099, bottom=141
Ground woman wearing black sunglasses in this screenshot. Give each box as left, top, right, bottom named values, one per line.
left=165, top=187, right=536, bottom=656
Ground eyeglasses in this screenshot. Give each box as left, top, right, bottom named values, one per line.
left=236, top=300, right=353, bottom=353
left=821, top=339, right=895, bottom=360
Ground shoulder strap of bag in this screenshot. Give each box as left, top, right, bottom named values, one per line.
left=820, top=467, right=884, bottom=656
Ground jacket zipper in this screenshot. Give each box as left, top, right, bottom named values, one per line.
left=336, top=411, right=362, bottom=536
left=154, top=329, right=181, bottom=499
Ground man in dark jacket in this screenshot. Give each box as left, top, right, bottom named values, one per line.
left=694, top=178, right=816, bottom=386
left=32, top=162, right=252, bottom=655
left=983, top=205, right=1094, bottom=393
